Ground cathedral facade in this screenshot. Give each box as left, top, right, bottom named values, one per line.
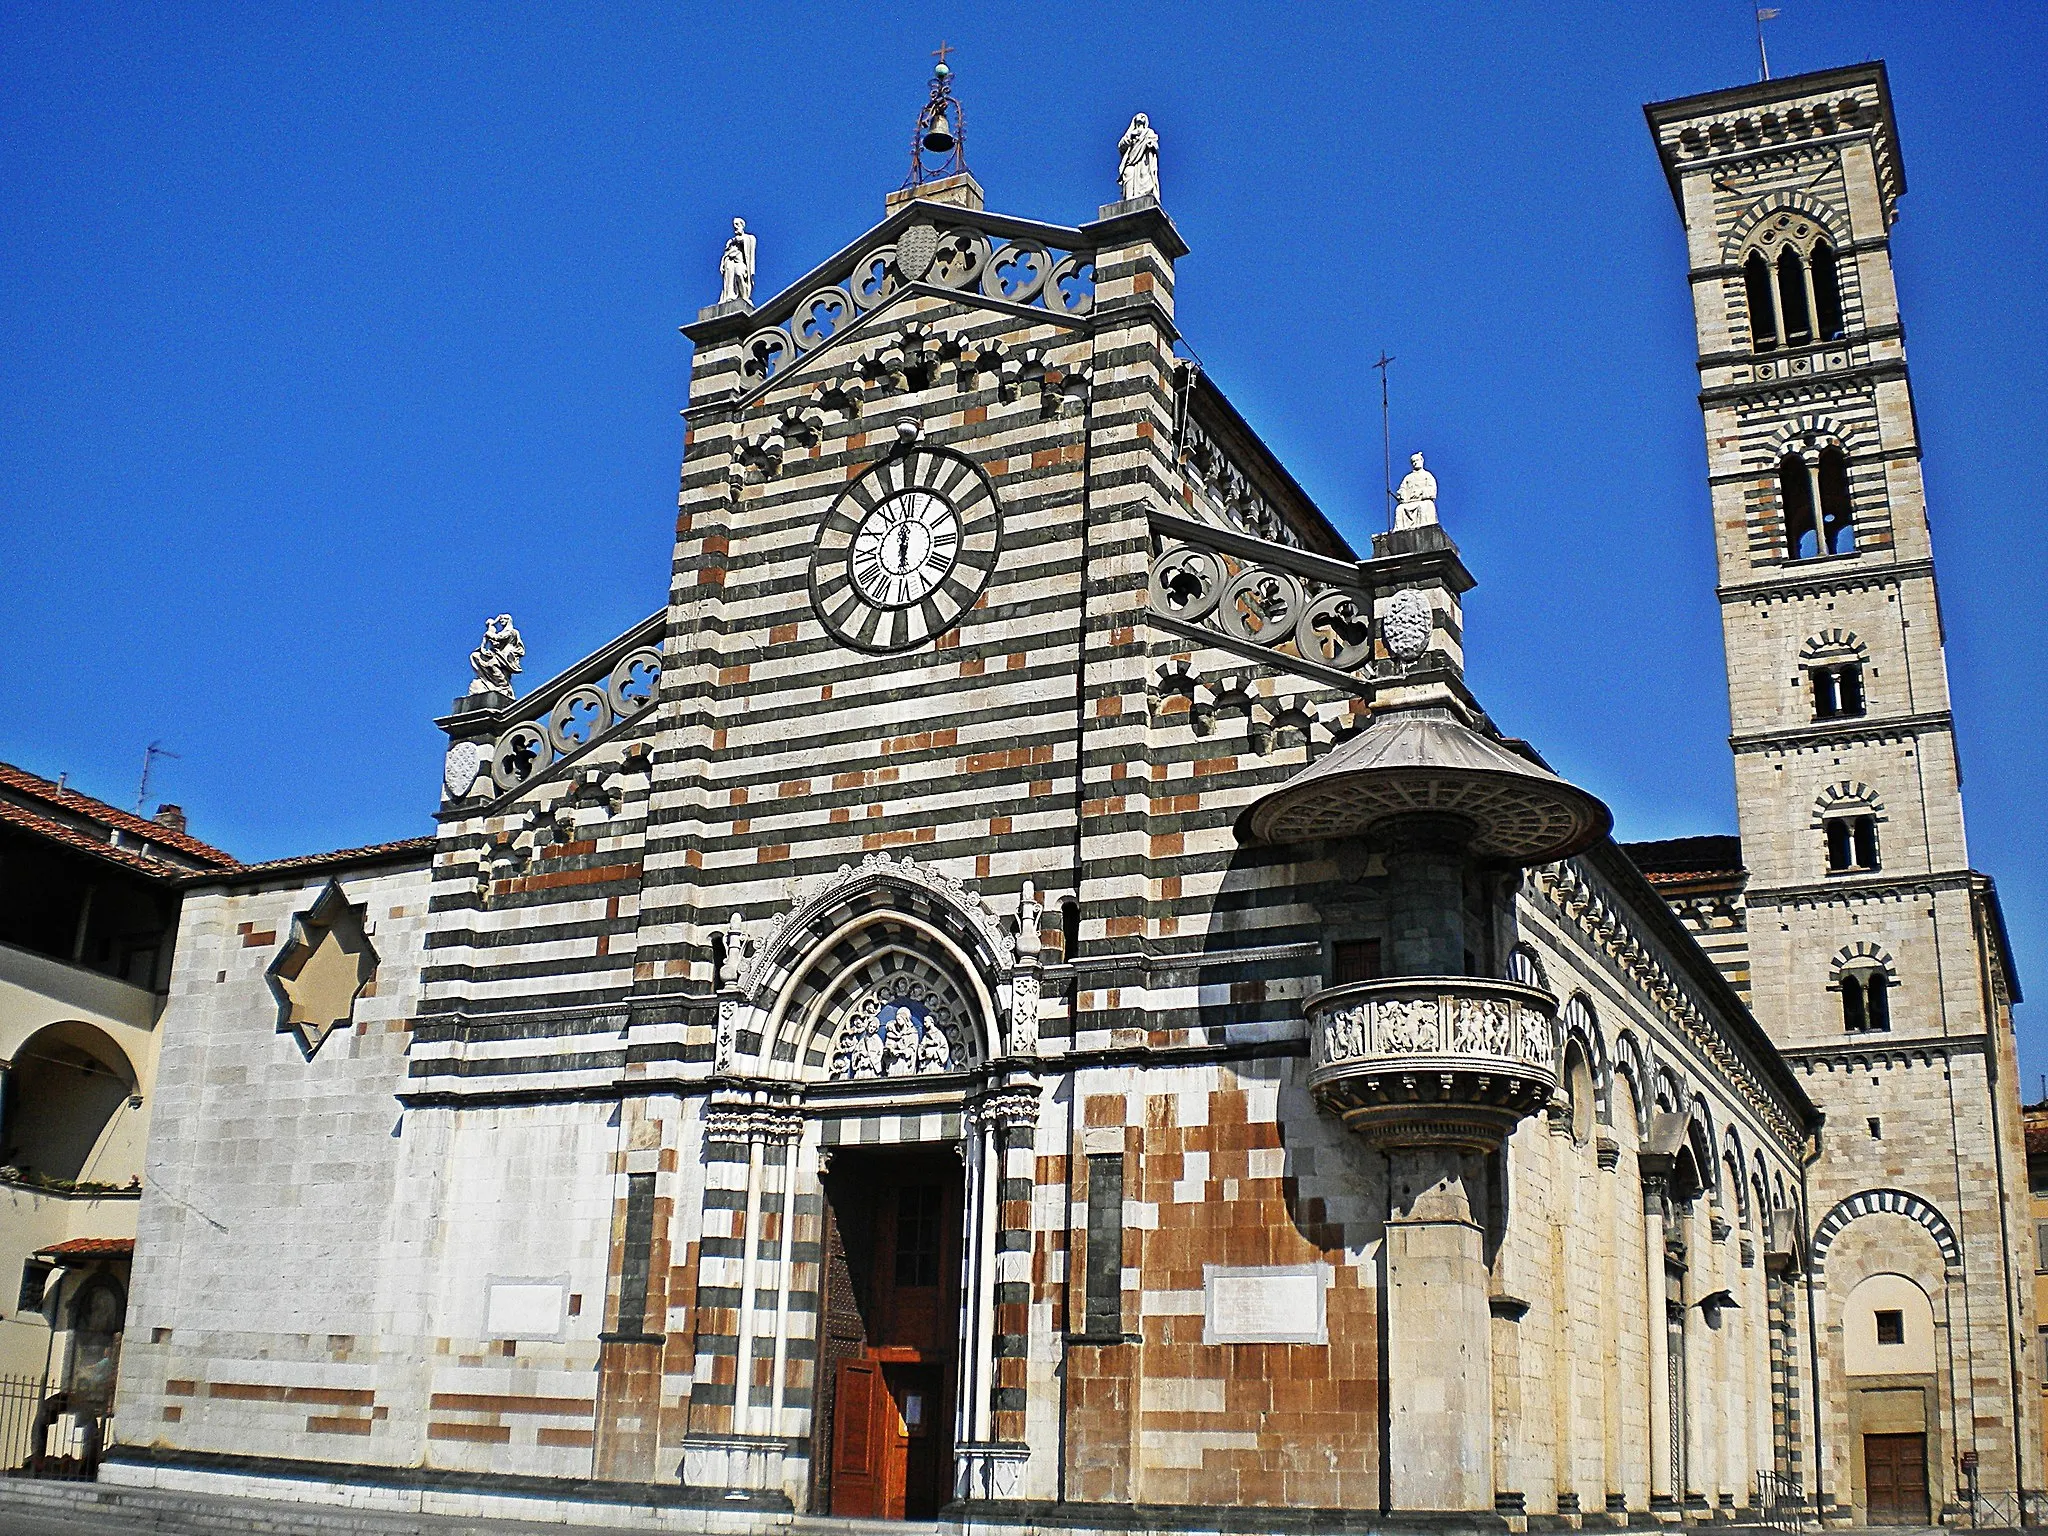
left=102, top=62, right=2031, bottom=1531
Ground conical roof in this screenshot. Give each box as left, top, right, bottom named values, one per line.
left=1237, top=708, right=1611, bottom=864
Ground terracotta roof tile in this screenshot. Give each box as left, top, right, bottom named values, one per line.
left=34, top=1237, right=134, bottom=1260
left=1621, top=835, right=1745, bottom=885
left=0, top=761, right=237, bottom=868
left=191, top=837, right=437, bottom=886
left=0, top=800, right=199, bottom=882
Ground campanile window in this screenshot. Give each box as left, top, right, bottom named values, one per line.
left=1825, top=814, right=1880, bottom=873
left=1811, top=663, right=1866, bottom=720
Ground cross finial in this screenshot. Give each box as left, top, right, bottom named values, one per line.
left=932, top=40, right=954, bottom=70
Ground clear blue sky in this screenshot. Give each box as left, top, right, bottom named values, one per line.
left=4, top=4, right=2043, bottom=1074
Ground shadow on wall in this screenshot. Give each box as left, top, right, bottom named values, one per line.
left=5, top=1022, right=138, bottom=1184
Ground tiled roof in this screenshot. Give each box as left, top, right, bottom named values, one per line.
left=34, top=1237, right=134, bottom=1260
left=0, top=761, right=237, bottom=869
left=190, top=837, right=437, bottom=886
left=0, top=799, right=201, bottom=882
left=1621, top=835, right=1745, bottom=887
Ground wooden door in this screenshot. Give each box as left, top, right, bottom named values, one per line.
left=830, top=1358, right=903, bottom=1518
left=1864, top=1433, right=1929, bottom=1524
left=817, top=1152, right=962, bottom=1520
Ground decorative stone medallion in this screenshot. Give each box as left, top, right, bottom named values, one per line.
left=810, top=447, right=1002, bottom=653
left=1383, top=589, right=1433, bottom=660
left=896, top=222, right=939, bottom=284
left=443, top=740, right=486, bottom=800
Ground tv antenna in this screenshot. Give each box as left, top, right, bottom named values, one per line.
left=136, top=741, right=179, bottom=814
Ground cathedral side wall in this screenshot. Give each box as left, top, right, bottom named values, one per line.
left=116, top=863, right=433, bottom=1465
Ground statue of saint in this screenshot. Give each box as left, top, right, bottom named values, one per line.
left=1117, top=113, right=1160, bottom=203
left=718, top=217, right=756, bottom=305
left=467, top=614, right=524, bottom=695
left=716, top=912, right=747, bottom=989
left=1393, top=452, right=1439, bottom=529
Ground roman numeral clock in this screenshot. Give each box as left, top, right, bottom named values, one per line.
left=809, top=444, right=1003, bottom=652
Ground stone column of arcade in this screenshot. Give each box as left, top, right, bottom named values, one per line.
left=1239, top=696, right=1611, bottom=1516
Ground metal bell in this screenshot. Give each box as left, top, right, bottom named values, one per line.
left=922, top=110, right=955, bottom=154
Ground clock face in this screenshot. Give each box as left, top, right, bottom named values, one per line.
left=850, top=490, right=961, bottom=608
left=810, top=448, right=1001, bottom=652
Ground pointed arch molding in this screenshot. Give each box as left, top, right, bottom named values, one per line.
left=1811, top=1187, right=1961, bottom=1274
left=1721, top=191, right=1846, bottom=263
left=741, top=852, right=1014, bottom=1005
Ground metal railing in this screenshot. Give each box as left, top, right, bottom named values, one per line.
left=1962, top=1488, right=2048, bottom=1529
left=0, top=1374, right=103, bottom=1480
left=1754, top=1469, right=1812, bottom=1532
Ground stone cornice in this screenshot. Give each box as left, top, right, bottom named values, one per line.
left=1700, top=358, right=1906, bottom=408
left=1730, top=710, right=1954, bottom=755
left=1743, top=869, right=1978, bottom=908
left=1718, top=557, right=1935, bottom=605
left=1533, top=856, right=1810, bottom=1153
left=1782, top=1032, right=1985, bottom=1066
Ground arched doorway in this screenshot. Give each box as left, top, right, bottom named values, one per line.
left=700, top=854, right=1039, bottom=1516
left=790, top=923, right=988, bottom=1520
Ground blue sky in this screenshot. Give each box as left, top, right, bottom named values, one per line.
left=3, top=3, right=2043, bottom=1074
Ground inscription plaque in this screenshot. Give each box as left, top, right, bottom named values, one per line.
left=1202, top=1262, right=1328, bottom=1345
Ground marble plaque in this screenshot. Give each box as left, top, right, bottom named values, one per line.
left=486, top=1280, right=566, bottom=1339
left=1202, top=1262, right=1328, bottom=1345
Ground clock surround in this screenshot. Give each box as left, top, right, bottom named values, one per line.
left=809, top=445, right=1002, bottom=653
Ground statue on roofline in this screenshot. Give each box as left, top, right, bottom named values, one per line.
left=1394, top=452, right=1439, bottom=530
left=468, top=614, right=525, bottom=696
left=1117, top=113, right=1160, bottom=203
left=719, top=217, right=756, bottom=305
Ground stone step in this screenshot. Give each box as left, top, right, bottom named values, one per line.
left=0, top=1478, right=694, bottom=1536
left=0, top=1479, right=941, bottom=1536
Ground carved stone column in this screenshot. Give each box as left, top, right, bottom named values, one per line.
left=680, top=1099, right=801, bottom=1498
left=956, top=1082, right=1041, bottom=1502
left=1384, top=1142, right=1496, bottom=1512
left=1643, top=1172, right=1677, bottom=1518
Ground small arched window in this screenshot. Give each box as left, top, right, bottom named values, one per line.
left=1505, top=944, right=1546, bottom=990
left=1811, top=662, right=1866, bottom=720
left=1745, top=253, right=1779, bottom=351
left=1781, top=454, right=1819, bottom=559
left=1777, top=246, right=1813, bottom=345
left=1817, top=448, right=1856, bottom=554
left=1741, top=218, right=1847, bottom=353
left=1060, top=897, right=1080, bottom=961
left=1842, top=963, right=1892, bottom=1033
left=1811, top=242, right=1845, bottom=340
left=1824, top=813, right=1880, bottom=873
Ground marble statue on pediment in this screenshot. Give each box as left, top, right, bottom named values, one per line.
left=1117, top=113, right=1160, bottom=203
left=1394, top=452, right=1438, bottom=529
left=468, top=614, right=524, bottom=696
left=719, top=218, right=756, bottom=305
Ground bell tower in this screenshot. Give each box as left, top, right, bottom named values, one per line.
left=1648, top=64, right=2036, bottom=1516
